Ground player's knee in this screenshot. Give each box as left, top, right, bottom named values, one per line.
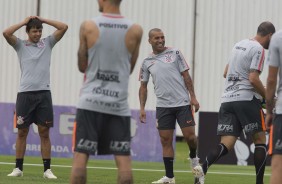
left=17, top=128, right=29, bottom=138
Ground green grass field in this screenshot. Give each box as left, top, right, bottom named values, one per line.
left=0, top=141, right=271, bottom=184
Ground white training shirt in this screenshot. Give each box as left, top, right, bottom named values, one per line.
left=221, top=39, right=265, bottom=103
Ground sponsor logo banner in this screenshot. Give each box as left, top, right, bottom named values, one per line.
left=0, top=103, right=164, bottom=162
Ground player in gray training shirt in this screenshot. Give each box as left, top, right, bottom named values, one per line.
left=3, top=16, right=68, bottom=178
left=70, top=0, right=143, bottom=184
left=266, top=30, right=282, bottom=184
left=139, top=28, right=201, bottom=184
left=193, top=22, right=275, bottom=184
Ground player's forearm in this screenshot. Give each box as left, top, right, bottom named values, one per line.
left=139, top=87, right=147, bottom=110
left=184, top=74, right=197, bottom=98
left=41, top=18, right=68, bottom=31
left=3, top=22, right=25, bottom=37
left=251, top=79, right=265, bottom=99
left=266, top=79, right=277, bottom=114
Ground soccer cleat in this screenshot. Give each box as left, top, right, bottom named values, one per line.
left=193, top=165, right=205, bottom=184
left=7, top=168, right=23, bottom=177
left=152, top=176, right=175, bottom=184
left=43, top=169, right=57, bottom=179
left=189, top=157, right=200, bottom=183
left=189, top=157, right=200, bottom=168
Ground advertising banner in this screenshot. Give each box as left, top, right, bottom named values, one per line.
left=0, top=103, right=163, bottom=162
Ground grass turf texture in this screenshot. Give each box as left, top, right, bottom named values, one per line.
left=0, top=141, right=271, bottom=184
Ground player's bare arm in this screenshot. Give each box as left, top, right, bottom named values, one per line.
left=249, top=69, right=266, bottom=98
left=77, top=20, right=99, bottom=73
left=223, top=64, right=229, bottom=78
left=266, top=66, right=278, bottom=128
left=139, top=81, right=148, bottom=123
left=182, top=70, right=200, bottom=112
left=125, top=24, right=143, bottom=74
left=37, top=17, right=68, bottom=41
left=2, top=16, right=35, bottom=46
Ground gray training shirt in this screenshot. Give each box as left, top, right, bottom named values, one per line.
left=140, top=47, right=190, bottom=107
left=77, top=14, right=133, bottom=116
left=267, top=30, right=282, bottom=114
left=221, top=39, right=265, bottom=103
left=13, top=35, right=57, bottom=92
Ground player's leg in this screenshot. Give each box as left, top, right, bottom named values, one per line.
left=246, top=98, right=267, bottom=184
left=70, top=152, right=89, bottom=184
left=252, top=131, right=266, bottom=184
left=268, top=114, right=282, bottom=184
left=114, top=155, right=133, bottom=184
left=8, top=93, right=33, bottom=176
left=36, top=91, right=56, bottom=178
left=108, top=115, right=133, bottom=184
left=153, top=107, right=176, bottom=183
left=71, top=109, right=99, bottom=184
left=270, top=155, right=282, bottom=184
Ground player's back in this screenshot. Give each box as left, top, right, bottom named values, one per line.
left=78, top=14, right=133, bottom=116
left=221, top=39, right=265, bottom=103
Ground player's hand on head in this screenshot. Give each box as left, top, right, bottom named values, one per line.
left=23, top=16, right=37, bottom=25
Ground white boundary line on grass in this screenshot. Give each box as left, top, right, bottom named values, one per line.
left=0, top=162, right=270, bottom=176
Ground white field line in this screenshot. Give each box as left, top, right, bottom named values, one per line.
left=0, top=162, right=270, bottom=176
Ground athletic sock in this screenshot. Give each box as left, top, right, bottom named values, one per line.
left=189, top=147, right=197, bottom=159
left=16, top=158, right=24, bottom=171
left=43, top=159, right=51, bottom=172
left=254, top=144, right=267, bottom=184
left=163, top=157, right=174, bottom=178
left=202, top=143, right=228, bottom=174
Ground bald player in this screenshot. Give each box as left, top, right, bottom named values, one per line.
left=139, top=28, right=200, bottom=184
left=3, top=16, right=68, bottom=178
left=193, top=21, right=275, bottom=184
left=70, top=0, right=143, bottom=184
left=266, top=30, right=282, bottom=184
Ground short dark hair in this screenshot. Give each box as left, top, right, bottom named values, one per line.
left=26, top=18, right=43, bottom=32
left=110, top=0, right=122, bottom=5
left=148, top=28, right=162, bottom=38
left=257, top=21, right=275, bottom=36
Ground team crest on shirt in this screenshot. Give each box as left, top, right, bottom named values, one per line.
left=17, top=116, right=24, bottom=125
left=37, top=40, right=45, bottom=48
left=165, top=54, right=173, bottom=63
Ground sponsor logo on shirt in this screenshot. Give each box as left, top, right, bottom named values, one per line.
left=99, top=23, right=128, bottom=29
left=92, top=87, right=119, bottom=98
left=96, top=70, right=120, bottom=83
left=235, top=46, right=246, bottom=51
left=85, top=98, right=121, bottom=111
left=227, top=74, right=240, bottom=81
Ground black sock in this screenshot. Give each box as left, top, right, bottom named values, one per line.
left=189, top=147, right=197, bottom=159
left=254, top=144, right=267, bottom=184
left=43, top=159, right=51, bottom=172
left=163, top=157, right=174, bottom=178
left=16, top=158, right=24, bottom=171
left=202, top=143, right=228, bottom=174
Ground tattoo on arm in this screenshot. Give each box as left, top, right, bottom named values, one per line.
left=183, top=72, right=196, bottom=97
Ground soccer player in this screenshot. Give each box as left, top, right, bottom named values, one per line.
left=70, top=0, right=143, bottom=184
left=266, top=30, right=282, bottom=184
left=193, top=21, right=275, bottom=184
left=139, top=28, right=201, bottom=184
left=3, top=16, right=68, bottom=178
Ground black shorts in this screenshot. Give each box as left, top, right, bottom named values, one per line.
left=156, top=105, right=195, bottom=130
left=73, top=109, right=131, bottom=155
left=269, top=114, right=282, bottom=155
left=217, top=97, right=265, bottom=137
left=15, top=90, right=53, bottom=129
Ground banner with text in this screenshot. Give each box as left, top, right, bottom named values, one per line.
left=0, top=103, right=163, bottom=162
